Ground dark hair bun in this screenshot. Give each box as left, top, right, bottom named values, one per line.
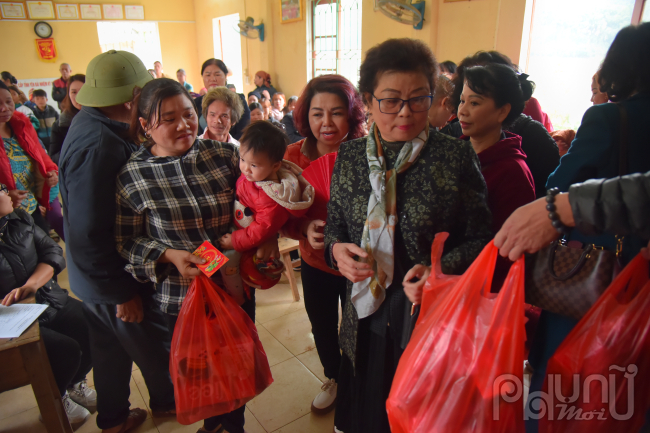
left=517, top=73, right=535, bottom=101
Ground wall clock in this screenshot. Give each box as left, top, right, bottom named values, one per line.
left=34, top=21, right=53, bottom=38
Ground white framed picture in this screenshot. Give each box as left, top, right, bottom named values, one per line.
left=55, top=3, right=79, bottom=19
left=79, top=3, right=101, bottom=19
left=0, top=2, right=27, bottom=19
left=26, top=1, right=55, bottom=19
left=102, top=3, right=123, bottom=19
left=124, top=4, right=143, bottom=20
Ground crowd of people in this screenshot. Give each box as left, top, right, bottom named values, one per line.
left=1, top=20, right=649, bottom=433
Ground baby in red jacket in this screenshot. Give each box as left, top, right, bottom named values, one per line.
left=219, top=121, right=314, bottom=292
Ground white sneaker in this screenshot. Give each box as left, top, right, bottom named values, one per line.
left=63, top=391, right=91, bottom=430
left=311, top=378, right=337, bottom=414
left=68, top=379, right=97, bottom=412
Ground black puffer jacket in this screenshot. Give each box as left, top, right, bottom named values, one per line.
left=569, top=170, right=650, bottom=239
left=281, top=112, right=304, bottom=144
left=48, top=111, right=76, bottom=165
left=507, top=114, right=560, bottom=199
left=0, top=209, right=66, bottom=292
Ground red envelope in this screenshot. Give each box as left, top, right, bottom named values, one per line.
left=192, top=241, right=229, bottom=277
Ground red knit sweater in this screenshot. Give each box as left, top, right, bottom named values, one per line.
left=474, top=132, right=536, bottom=233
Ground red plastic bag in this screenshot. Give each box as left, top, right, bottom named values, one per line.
left=540, top=254, right=650, bottom=433
left=170, top=274, right=273, bottom=425
left=387, top=233, right=526, bottom=433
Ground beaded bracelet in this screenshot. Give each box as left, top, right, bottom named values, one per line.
left=546, top=188, right=569, bottom=234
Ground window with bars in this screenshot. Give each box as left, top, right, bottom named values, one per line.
left=309, top=0, right=362, bottom=86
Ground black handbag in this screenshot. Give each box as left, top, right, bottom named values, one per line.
left=35, top=279, right=69, bottom=325
left=525, top=104, right=628, bottom=320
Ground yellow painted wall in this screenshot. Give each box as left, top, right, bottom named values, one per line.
left=362, top=0, right=438, bottom=55
left=269, top=0, right=307, bottom=98
left=0, top=0, right=201, bottom=88
left=158, top=22, right=200, bottom=88
left=363, top=0, right=525, bottom=67
left=0, top=20, right=101, bottom=80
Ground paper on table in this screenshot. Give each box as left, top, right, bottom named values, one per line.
left=0, top=304, right=48, bottom=338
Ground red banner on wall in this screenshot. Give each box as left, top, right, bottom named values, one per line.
left=35, top=38, right=57, bottom=63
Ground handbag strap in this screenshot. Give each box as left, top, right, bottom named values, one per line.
left=548, top=241, right=595, bottom=281
left=617, top=103, right=629, bottom=176
left=616, top=103, right=629, bottom=258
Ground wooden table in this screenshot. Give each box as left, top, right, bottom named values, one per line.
left=0, top=300, right=73, bottom=433
left=278, top=237, right=301, bottom=302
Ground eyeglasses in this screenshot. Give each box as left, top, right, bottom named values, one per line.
left=0, top=184, right=7, bottom=195
left=372, top=94, right=433, bottom=114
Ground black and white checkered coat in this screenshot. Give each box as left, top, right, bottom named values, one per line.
left=115, top=139, right=240, bottom=315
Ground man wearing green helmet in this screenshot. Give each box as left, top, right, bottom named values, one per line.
left=58, top=50, right=176, bottom=433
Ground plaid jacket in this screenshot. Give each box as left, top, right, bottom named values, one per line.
left=115, top=139, right=240, bottom=314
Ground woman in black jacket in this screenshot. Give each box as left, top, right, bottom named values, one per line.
left=48, top=74, right=85, bottom=165
left=0, top=183, right=95, bottom=430
left=495, top=170, right=650, bottom=260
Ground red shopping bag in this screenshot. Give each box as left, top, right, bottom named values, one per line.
left=170, top=274, right=273, bottom=425
left=540, top=254, right=650, bottom=433
left=387, top=233, right=526, bottom=433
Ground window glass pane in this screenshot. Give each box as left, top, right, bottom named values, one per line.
left=97, top=22, right=162, bottom=71
left=525, top=0, right=635, bottom=129
left=339, top=0, right=362, bottom=85
left=310, top=0, right=361, bottom=85
left=313, top=1, right=338, bottom=77
left=642, top=2, right=650, bottom=22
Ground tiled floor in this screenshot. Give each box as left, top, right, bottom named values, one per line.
left=1, top=242, right=335, bottom=433
left=0, top=242, right=533, bottom=433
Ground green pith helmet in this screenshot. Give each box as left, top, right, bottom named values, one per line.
left=76, top=50, right=152, bottom=107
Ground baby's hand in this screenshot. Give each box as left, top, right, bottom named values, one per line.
left=219, top=234, right=233, bottom=250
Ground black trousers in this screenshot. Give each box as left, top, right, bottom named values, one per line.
left=40, top=296, right=92, bottom=396
left=300, top=259, right=347, bottom=380
left=162, top=287, right=255, bottom=433
left=81, top=294, right=175, bottom=430
left=31, top=208, right=50, bottom=235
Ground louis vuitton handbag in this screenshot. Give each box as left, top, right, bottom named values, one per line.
left=525, top=104, right=628, bottom=320
left=525, top=241, right=619, bottom=320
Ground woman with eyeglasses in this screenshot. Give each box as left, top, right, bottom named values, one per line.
left=323, top=38, right=493, bottom=433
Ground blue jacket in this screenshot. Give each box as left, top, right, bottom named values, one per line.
left=58, top=107, right=145, bottom=304
left=547, top=92, right=650, bottom=261
left=33, top=104, right=59, bottom=148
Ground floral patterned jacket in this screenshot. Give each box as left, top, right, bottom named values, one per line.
left=324, top=129, right=493, bottom=366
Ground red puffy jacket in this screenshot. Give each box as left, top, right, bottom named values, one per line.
left=231, top=162, right=314, bottom=253
left=0, top=111, right=58, bottom=209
